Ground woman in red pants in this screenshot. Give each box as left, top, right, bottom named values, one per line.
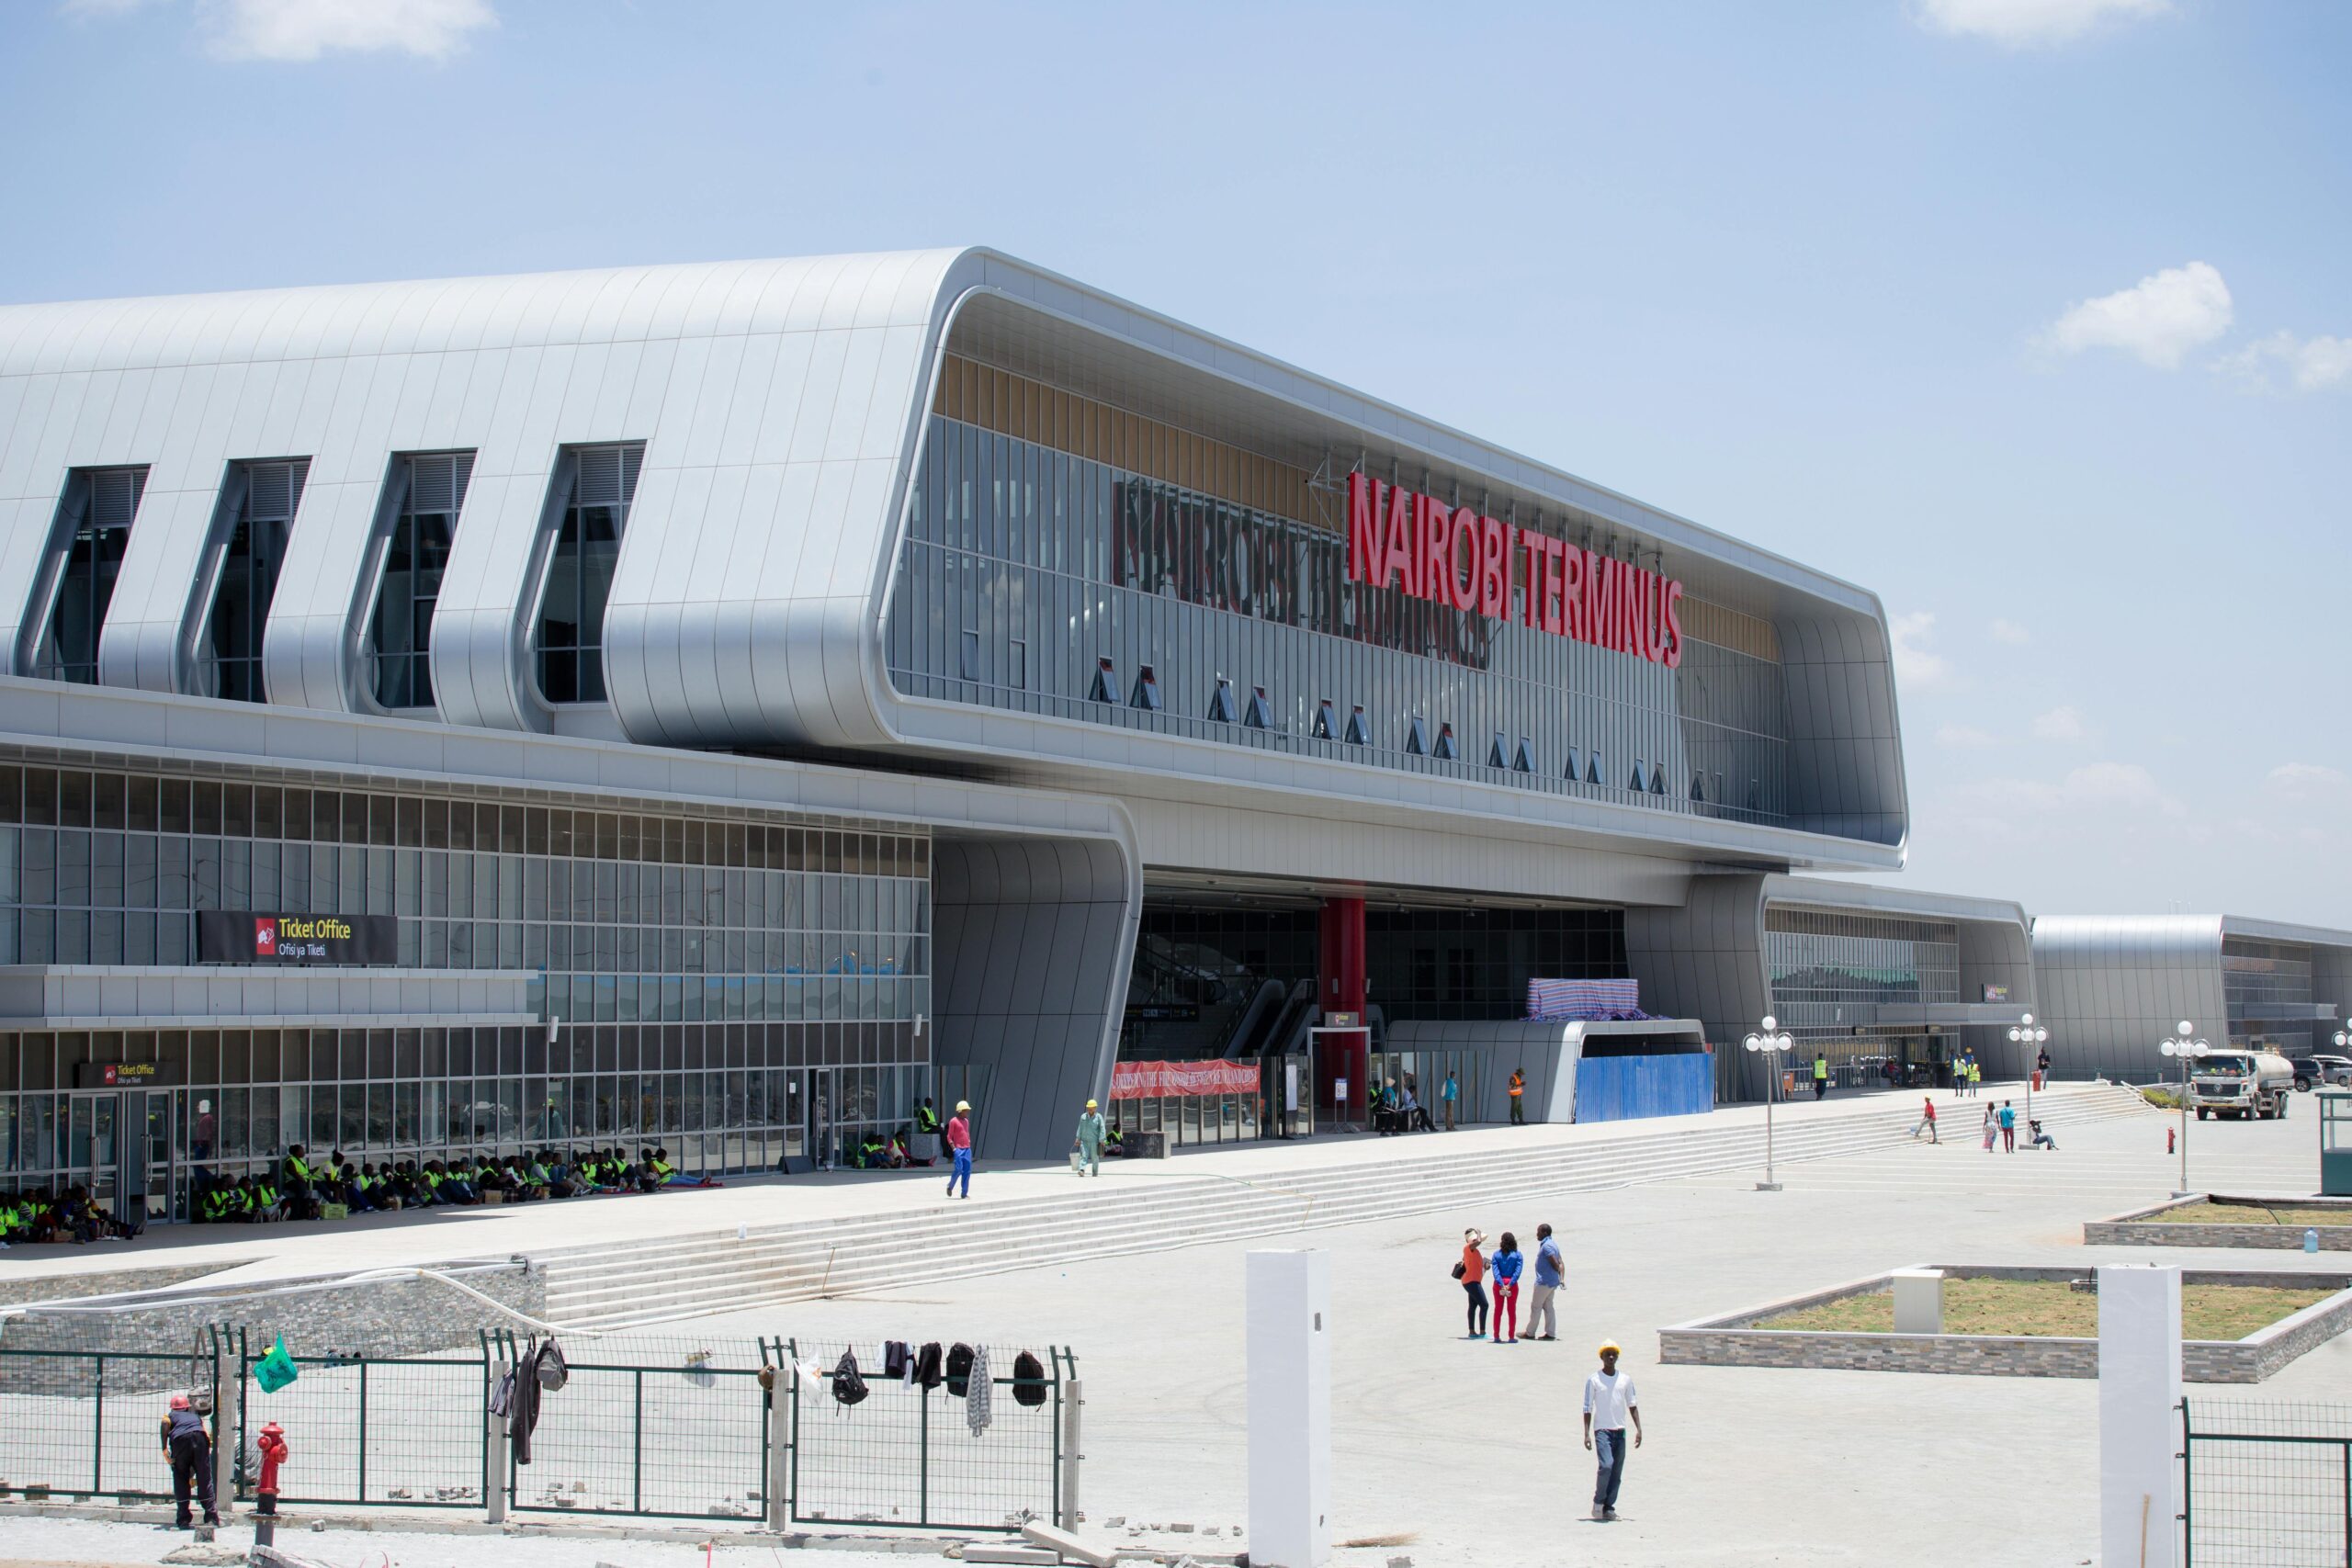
left=1489, top=1231, right=1525, bottom=1344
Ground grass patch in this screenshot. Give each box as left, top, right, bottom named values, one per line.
left=2142, top=1085, right=2185, bottom=1110
left=2147, top=1201, right=2352, bottom=1228
left=1758, top=1277, right=2335, bottom=1340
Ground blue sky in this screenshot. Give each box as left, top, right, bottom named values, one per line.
left=3, top=0, right=2346, bottom=923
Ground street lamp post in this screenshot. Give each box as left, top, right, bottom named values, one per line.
left=2159, top=1020, right=2211, bottom=1198
left=1744, top=1015, right=1796, bottom=1191
left=2009, top=1012, right=2050, bottom=1145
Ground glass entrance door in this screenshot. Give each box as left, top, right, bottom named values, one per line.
left=808, top=1069, right=834, bottom=1170
left=129, top=1089, right=187, bottom=1223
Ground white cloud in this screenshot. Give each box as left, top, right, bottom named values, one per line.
left=2030, top=705, right=2086, bottom=742
left=1889, top=610, right=1951, bottom=689
left=2267, top=762, right=2351, bottom=804
left=2215, top=330, right=2352, bottom=394
left=1936, top=724, right=2001, bottom=749
left=2041, top=261, right=2233, bottom=371
left=1916, top=0, right=2168, bottom=48
left=1960, top=761, right=2188, bottom=823
left=62, top=0, right=495, bottom=58
left=1988, top=619, right=2031, bottom=646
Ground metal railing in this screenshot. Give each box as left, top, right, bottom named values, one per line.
left=2184, top=1397, right=2352, bottom=1565
left=0, top=1327, right=1075, bottom=1534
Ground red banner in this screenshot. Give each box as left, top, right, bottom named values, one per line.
left=1110, top=1059, right=1261, bottom=1100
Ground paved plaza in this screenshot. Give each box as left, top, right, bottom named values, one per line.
left=6, top=1091, right=2340, bottom=1567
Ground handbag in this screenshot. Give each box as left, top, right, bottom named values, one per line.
left=1450, top=1261, right=1466, bottom=1280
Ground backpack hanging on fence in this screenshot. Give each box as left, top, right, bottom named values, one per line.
left=913, top=1341, right=944, bottom=1390
left=1012, top=1350, right=1047, bottom=1409
left=944, top=1342, right=975, bottom=1398
left=534, top=1337, right=568, bottom=1393
left=883, top=1340, right=910, bottom=1381
left=831, top=1349, right=869, bottom=1407
left=253, top=1335, right=300, bottom=1393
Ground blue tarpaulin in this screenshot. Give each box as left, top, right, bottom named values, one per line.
left=1573, top=1055, right=1713, bottom=1122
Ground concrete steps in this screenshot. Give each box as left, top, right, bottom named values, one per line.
left=537, top=1082, right=2153, bottom=1328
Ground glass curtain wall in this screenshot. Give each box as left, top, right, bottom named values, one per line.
left=367, top=452, right=474, bottom=710
left=29, top=467, right=148, bottom=684
left=1765, top=907, right=1961, bottom=1087
left=0, top=1027, right=922, bottom=1195
left=535, top=443, right=642, bottom=705
left=198, top=458, right=310, bottom=702
left=2222, top=939, right=2318, bottom=1054
left=888, top=412, right=1794, bottom=825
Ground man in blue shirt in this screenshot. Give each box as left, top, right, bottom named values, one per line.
left=1528, top=1222, right=1566, bottom=1341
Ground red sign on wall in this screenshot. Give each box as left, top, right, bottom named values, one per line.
left=1345, top=473, right=1685, bottom=669
left=1110, top=1060, right=1262, bottom=1100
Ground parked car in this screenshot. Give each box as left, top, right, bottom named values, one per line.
left=2292, top=1055, right=2352, bottom=1092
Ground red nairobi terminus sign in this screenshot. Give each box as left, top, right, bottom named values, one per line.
left=1345, top=473, right=1686, bottom=669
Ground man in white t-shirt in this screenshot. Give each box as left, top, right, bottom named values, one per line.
left=1581, top=1340, right=1643, bottom=1520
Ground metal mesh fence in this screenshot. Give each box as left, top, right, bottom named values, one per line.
left=0, top=1327, right=1070, bottom=1532
left=2186, top=1399, right=2352, bottom=1567
left=785, top=1337, right=1066, bottom=1531
left=500, top=1333, right=771, bottom=1521
left=0, top=1339, right=221, bottom=1504
left=234, top=1333, right=489, bottom=1508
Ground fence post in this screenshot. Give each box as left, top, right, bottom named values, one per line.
left=93, top=1353, right=105, bottom=1496
left=484, top=1340, right=510, bottom=1525
left=764, top=1339, right=788, bottom=1533
left=2100, top=1263, right=2183, bottom=1568
left=786, top=1337, right=801, bottom=1525
left=1058, top=1373, right=1084, bottom=1532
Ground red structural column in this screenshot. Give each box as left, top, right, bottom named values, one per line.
left=1317, top=897, right=1368, bottom=1121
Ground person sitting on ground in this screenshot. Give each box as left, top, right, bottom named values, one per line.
left=2029, top=1118, right=2057, bottom=1151
left=279, top=1145, right=318, bottom=1220
left=436, top=1159, right=479, bottom=1206
left=537, top=1150, right=570, bottom=1200
left=857, top=1129, right=888, bottom=1169
left=651, top=1146, right=678, bottom=1182
left=628, top=1148, right=658, bottom=1192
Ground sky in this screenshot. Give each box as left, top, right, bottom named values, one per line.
left=0, top=0, right=2346, bottom=925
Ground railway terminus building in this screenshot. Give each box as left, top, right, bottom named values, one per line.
left=0, top=248, right=2022, bottom=1221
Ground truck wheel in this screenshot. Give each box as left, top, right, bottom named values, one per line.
left=2198, top=1109, right=2210, bottom=1121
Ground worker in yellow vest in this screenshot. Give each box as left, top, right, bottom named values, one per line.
left=1508, top=1068, right=1527, bottom=1125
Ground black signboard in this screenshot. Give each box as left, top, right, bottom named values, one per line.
left=74, top=1060, right=183, bottom=1088
left=197, top=911, right=398, bottom=966
left=1125, top=1003, right=1202, bottom=1023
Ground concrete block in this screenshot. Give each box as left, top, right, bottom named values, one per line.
left=962, top=1549, right=1057, bottom=1566
left=1248, top=1248, right=1330, bottom=1568
left=1892, top=1269, right=1944, bottom=1335
left=1023, top=1520, right=1115, bottom=1567
left=2099, top=1264, right=2183, bottom=1568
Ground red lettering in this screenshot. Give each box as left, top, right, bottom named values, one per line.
left=1347, top=475, right=1385, bottom=589
left=1435, top=504, right=1472, bottom=612
left=1419, top=495, right=1448, bottom=607
left=1662, top=579, right=1685, bottom=668
left=1476, top=516, right=1508, bottom=618
left=1558, top=543, right=1580, bottom=640
left=1544, top=537, right=1566, bottom=637
left=1383, top=483, right=1418, bottom=597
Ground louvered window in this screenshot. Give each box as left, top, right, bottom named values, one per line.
left=28, top=466, right=148, bottom=684
left=535, top=443, right=642, bottom=705
left=199, top=458, right=309, bottom=702
left=367, top=452, right=474, bottom=710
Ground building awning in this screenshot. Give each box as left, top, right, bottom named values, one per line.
left=1871, top=1003, right=2035, bottom=1028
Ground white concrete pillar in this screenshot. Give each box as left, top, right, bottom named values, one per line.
left=1892, top=1269, right=1944, bottom=1335
left=2099, top=1264, right=2183, bottom=1568
left=1247, top=1249, right=1330, bottom=1568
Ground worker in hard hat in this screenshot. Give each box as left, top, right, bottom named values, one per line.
left=944, top=1100, right=975, bottom=1199
left=1073, top=1098, right=1107, bottom=1179
left=1582, top=1340, right=1643, bottom=1520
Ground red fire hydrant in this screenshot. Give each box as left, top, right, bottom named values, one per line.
left=2167, top=1125, right=2177, bottom=1155
left=256, top=1422, right=288, bottom=1516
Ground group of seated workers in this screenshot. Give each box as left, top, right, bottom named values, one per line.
left=850, top=1125, right=920, bottom=1168
left=0, top=1185, right=143, bottom=1245
left=193, top=1145, right=696, bottom=1223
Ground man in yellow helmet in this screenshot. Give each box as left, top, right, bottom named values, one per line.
left=1073, top=1099, right=1107, bottom=1179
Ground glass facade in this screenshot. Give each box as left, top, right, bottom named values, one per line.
left=197, top=458, right=309, bottom=703
left=1765, top=907, right=1961, bottom=1083
left=0, top=759, right=934, bottom=1203
left=1122, top=902, right=1628, bottom=1060
left=28, top=467, right=147, bottom=685
left=367, top=452, right=473, bottom=711
left=2223, top=938, right=2317, bottom=1053
left=535, top=444, right=641, bottom=705
left=888, top=414, right=1794, bottom=824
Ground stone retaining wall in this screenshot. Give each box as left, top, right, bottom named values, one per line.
left=2085, top=1195, right=2352, bottom=1251
left=1658, top=1263, right=2352, bottom=1383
